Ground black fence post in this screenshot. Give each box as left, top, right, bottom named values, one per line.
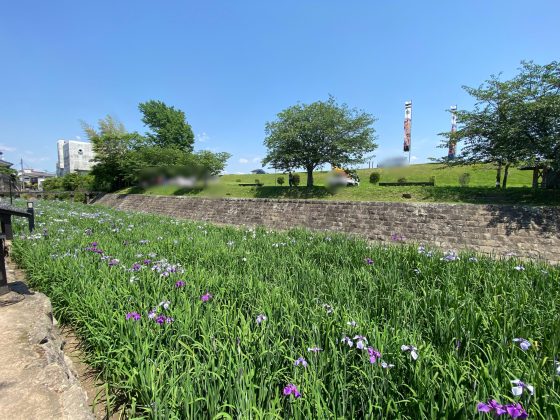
left=27, top=201, right=35, bottom=232
left=1, top=214, right=13, bottom=240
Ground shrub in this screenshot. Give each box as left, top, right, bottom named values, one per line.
left=277, top=176, right=285, bottom=185
left=292, top=174, right=301, bottom=186
left=369, top=172, right=381, bottom=184
left=254, top=179, right=262, bottom=185
left=235, top=179, right=241, bottom=183
left=458, top=173, right=471, bottom=187
left=397, top=177, right=407, bottom=184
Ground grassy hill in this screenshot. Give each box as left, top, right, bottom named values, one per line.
left=122, top=163, right=560, bottom=206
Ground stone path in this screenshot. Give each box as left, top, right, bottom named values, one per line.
left=0, top=263, right=93, bottom=419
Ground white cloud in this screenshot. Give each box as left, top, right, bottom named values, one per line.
left=197, top=132, right=210, bottom=143
left=252, top=157, right=262, bottom=163
left=239, top=158, right=249, bottom=164
left=411, top=155, right=418, bottom=162
left=76, top=136, right=81, bottom=140
left=236, top=172, right=245, bottom=175
left=0, top=144, right=16, bottom=152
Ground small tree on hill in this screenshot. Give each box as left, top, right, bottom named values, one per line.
left=263, top=96, right=377, bottom=187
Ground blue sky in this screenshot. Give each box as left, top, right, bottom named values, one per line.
left=0, top=1, right=558, bottom=174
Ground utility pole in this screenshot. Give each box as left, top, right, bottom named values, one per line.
left=20, top=158, right=24, bottom=190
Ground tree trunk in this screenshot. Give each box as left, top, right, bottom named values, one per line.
left=495, top=162, right=502, bottom=188
left=502, top=163, right=510, bottom=189
left=306, top=167, right=314, bottom=187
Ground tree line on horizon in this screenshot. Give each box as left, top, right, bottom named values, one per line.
left=46, top=60, right=559, bottom=193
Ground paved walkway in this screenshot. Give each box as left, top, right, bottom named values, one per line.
left=0, top=264, right=92, bottom=420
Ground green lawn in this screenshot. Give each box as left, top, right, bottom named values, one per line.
left=120, top=163, right=560, bottom=206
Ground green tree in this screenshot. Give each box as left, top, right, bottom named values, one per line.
left=138, top=100, right=195, bottom=152
left=263, top=97, right=377, bottom=187
left=440, top=60, right=560, bottom=188
left=61, top=173, right=94, bottom=191
left=440, top=76, right=527, bottom=188
left=513, top=61, right=560, bottom=186
left=192, top=150, right=231, bottom=177
left=82, top=115, right=143, bottom=191
left=41, top=177, right=63, bottom=191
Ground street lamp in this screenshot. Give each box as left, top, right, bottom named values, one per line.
left=27, top=201, right=34, bottom=232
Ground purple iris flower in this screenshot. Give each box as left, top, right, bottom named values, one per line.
left=143, top=259, right=152, bottom=265
left=294, top=357, right=308, bottom=368
left=283, top=384, right=301, bottom=398
left=511, top=379, right=534, bottom=396
left=367, top=347, right=381, bottom=363
left=555, top=360, right=560, bottom=375
left=365, top=257, right=374, bottom=265
left=477, top=400, right=507, bottom=416
left=125, top=312, right=141, bottom=321
left=347, top=320, right=357, bottom=328
left=514, top=265, right=525, bottom=271
left=441, top=251, right=460, bottom=262
left=131, top=263, right=142, bottom=272
left=401, top=344, right=419, bottom=360
left=256, top=314, right=267, bottom=324
left=201, top=292, right=213, bottom=302
left=341, top=336, right=354, bottom=347
left=380, top=361, right=395, bottom=369
left=307, top=346, right=322, bottom=353
left=148, top=309, right=156, bottom=319
left=175, top=280, right=186, bottom=288
left=108, top=258, right=120, bottom=267
left=322, top=304, right=333, bottom=314
left=512, top=338, right=531, bottom=351
left=155, top=315, right=166, bottom=325
left=353, top=335, right=368, bottom=350
left=506, top=403, right=528, bottom=419
left=391, top=233, right=404, bottom=242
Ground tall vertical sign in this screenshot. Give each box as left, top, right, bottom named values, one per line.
left=448, top=105, right=457, bottom=159
left=403, top=101, right=412, bottom=162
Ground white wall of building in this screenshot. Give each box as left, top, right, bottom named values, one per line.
left=56, top=140, right=95, bottom=175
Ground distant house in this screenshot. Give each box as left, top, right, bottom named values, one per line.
left=251, top=169, right=266, bottom=174
left=0, top=152, right=13, bottom=169
left=18, top=168, right=55, bottom=190
left=56, top=140, right=95, bottom=176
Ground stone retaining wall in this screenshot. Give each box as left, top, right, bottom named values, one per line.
left=94, top=194, right=560, bottom=264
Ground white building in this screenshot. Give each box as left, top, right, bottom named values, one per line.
left=18, top=169, right=55, bottom=190
left=56, top=140, right=95, bottom=176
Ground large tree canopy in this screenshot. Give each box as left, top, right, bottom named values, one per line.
left=263, top=97, right=377, bottom=186
left=138, top=100, right=195, bottom=152
left=440, top=61, right=560, bottom=188
left=83, top=110, right=230, bottom=192
left=82, top=115, right=143, bottom=191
